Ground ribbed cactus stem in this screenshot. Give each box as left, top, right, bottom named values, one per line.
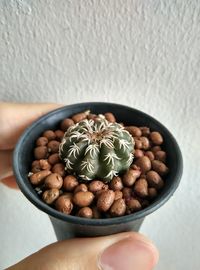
left=59, top=115, right=134, bottom=182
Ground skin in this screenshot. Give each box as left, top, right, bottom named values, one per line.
left=0, top=102, right=159, bottom=270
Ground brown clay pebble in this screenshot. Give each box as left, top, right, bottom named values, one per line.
left=52, top=163, right=65, bottom=177
left=139, top=137, right=150, bottom=150
left=29, top=170, right=51, bottom=185
left=74, top=183, right=88, bottom=193
left=146, top=170, right=164, bottom=189
left=77, top=207, right=93, bottom=218
left=63, top=175, right=78, bottom=191
left=104, top=112, right=116, bottom=123
left=140, top=127, right=150, bottom=136
left=155, top=151, right=166, bottom=163
left=31, top=160, right=41, bottom=173
left=72, top=111, right=89, bottom=123
left=150, top=132, right=163, bottom=145
left=134, top=156, right=151, bottom=173
left=60, top=118, right=75, bottom=131
left=114, top=190, right=123, bottom=200
left=122, top=187, right=132, bottom=199
left=92, top=206, right=101, bottom=219
left=43, top=130, right=56, bottom=141
left=47, top=140, right=60, bottom=153
left=145, top=151, right=155, bottom=161
left=102, top=184, right=109, bottom=191
left=110, top=199, right=126, bottom=217
left=134, top=178, right=148, bottom=198
left=62, top=192, right=73, bottom=201
left=140, top=174, right=147, bottom=179
left=55, top=195, right=73, bottom=214
left=88, top=180, right=105, bottom=193
left=34, top=146, right=48, bottom=159
left=48, top=153, right=60, bottom=165
left=97, top=190, right=115, bottom=212
left=131, top=164, right=141, bottom=171
left=39, top=159, right=51, bottom=170
left=152, top=160, right=169, bottom=176
left=151, top=146, right=161, bottom=153
left=36, top=137, right=48, bottom=146
left=32, top=160, right=40, bottom=167
left=110, top=176, right=123, bottom=191
left=125, top=126, right=142, bottom=137
left=134, top=138, right=143, bottom=149
left=126, top=198, right=142, bottom=212
left=122, top=169, right=141, bottom=187
left=73, top=191, right=94, bottom=207
left=42, top=188, right=60, bottom=204
left=31, top=166, right=41, bottom=173
left=55, top=130, right=64, bottom=141
left=87, top=113, right=97, bottom=120
left=44, top=173, right=63, bottom=189
left=94, top=186, right=106, bottom=196
left=95, top=189, right=106, bottom=199
left=134, top=149, right=144, bottom=159
left=148, top=188, right=158, bottom=199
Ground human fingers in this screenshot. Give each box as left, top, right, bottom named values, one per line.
left=0, top=149, right=18, bottom=189
left=7, top=232, right=159, bottom=270
left=1, top=175, right=18, bottom=189
left=0, top=150, right=12, bottom=180
left=0, top=102, right=62, bottom=150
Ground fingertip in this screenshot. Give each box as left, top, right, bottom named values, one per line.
left=123, top=231, right=159, bottom=265
left=1, top=175, right=19, bottom=189
left=99, top=232, right=159, bottom=270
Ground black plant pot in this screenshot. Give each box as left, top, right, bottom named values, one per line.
left=13, top=102, right=183, bottom=240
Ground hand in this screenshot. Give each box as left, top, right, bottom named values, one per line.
left=8, top=232, right=158, bottom=270
left=0, top=102, right=62, bottom=188
left=1, top=102, right=159, bottom=270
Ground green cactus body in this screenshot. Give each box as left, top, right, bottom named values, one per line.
left=59, top=115, right=134, bottom=182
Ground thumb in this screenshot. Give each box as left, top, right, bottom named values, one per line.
left=8, top=232, right=159, bottom=270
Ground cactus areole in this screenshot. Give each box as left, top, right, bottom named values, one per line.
left=59, top=115, right=134, bottom=182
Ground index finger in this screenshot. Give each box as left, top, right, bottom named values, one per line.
left=0, top=102, right=63, bottom=150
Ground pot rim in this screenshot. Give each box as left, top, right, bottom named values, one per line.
left=13, top=102, right=183, bottom=226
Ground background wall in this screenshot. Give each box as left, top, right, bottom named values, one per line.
left=0, top=0, right=200, bottom=269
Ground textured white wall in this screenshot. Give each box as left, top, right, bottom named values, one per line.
left=0, top=0, right=200, bottom=269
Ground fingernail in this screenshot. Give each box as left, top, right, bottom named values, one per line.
left=99, top=236, right=158, bottom=270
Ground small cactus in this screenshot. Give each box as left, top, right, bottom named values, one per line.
left=59, top=115, right=134, bottom=182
